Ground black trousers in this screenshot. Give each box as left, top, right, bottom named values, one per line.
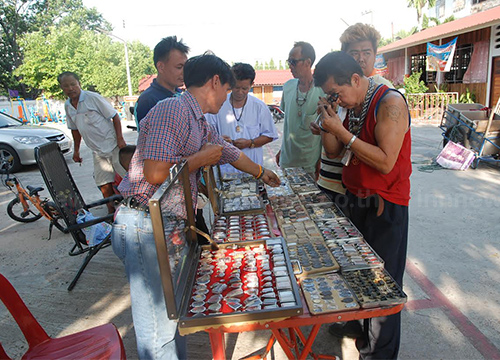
left=345, top=191, right=409, bottom=360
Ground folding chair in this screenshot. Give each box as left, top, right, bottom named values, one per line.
left=34, top=142, right=122, bottom=291
left=0, top=273, right=126, bottom=359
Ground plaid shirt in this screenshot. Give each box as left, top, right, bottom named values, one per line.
left=118, top=91, right=241, bottom=213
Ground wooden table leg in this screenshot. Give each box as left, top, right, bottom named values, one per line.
left=209, top=332, right=226, bottom=360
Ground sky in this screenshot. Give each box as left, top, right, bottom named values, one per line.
left=82, top=0, right=418, bottom=65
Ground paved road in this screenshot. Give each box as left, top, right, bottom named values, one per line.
left=0, top=119, right=499, bottom=359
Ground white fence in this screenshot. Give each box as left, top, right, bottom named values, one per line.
left=406, top=92, right=459, bottom=122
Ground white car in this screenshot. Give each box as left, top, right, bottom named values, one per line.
left=0, top=112, right=72, bottom=173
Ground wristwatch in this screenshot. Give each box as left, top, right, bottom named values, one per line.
left=250, top=139, right=255, bottom=149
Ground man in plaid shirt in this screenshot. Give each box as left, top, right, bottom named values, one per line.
left=113, top=53, right=280, bottom=360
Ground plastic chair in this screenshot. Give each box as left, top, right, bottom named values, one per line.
left=34, top=142, right=122, bottom=290
left=0, top=273, right=126, bottom=359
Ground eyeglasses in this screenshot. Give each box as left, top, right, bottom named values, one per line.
left=287, top=58, right=306, bottom=67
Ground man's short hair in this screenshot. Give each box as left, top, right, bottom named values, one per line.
left=293, top=41, right=316, bottom=66
left=153, top=36, right=190, bottom=68
left=57, top=71, right=80, bottom=84
left=313, top=51, right=364, bottom=87
left=340, top=23, right=381, bottom=53
left=184, top=53, right=235, bottom=88
left=231, top=63, right=256, bottom=83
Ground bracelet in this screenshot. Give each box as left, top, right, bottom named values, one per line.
left=255, top=165, right=265, bottom=180
left=254, top=165, right=263, bottom=179
left=346, top=135, right=357, bottom=149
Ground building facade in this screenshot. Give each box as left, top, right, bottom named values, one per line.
left=379, top=5, right=500, bottom=107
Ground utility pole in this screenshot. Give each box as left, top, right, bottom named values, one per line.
left=97, top=24, right=133, bottom=97
left=122, top=20, right=133, bottom=97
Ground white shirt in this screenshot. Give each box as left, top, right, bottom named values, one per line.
left=65, top=90, right=118, bottom=155
left=206, top=94, right=278, bottom=173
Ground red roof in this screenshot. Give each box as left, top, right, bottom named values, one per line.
left=138, top=74, right=156, bottom=92
left=379, top=6, right=500, bottom=54
left=138, top=69, right=293, bottom=92
left=254, top=70, right=293, bottom=86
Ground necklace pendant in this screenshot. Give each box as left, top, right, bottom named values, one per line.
left=298, top=109, right=302, bottom=117
left=235, top=125, right=241, bottom=133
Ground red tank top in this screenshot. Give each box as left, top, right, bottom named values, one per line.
left=342, top=85, right=411, bottom=206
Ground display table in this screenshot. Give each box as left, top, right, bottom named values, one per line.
left=205, top=302, right=404, bottom=360
left=149, top=166, right=406, bottom=360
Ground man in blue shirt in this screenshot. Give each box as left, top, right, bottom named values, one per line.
left=135, top=36, right=189, bottom=129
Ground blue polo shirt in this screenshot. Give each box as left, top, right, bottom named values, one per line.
left=135, top=78, right=180, bottom=130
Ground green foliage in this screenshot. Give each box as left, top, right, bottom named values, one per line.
left=422, top=14, right=455, bottom=29
left=0, top=0, right=110, bottom=97
left=407, top=0, right=437, bottom=29
left=404, top=71, right=428, bottom=94
left=15, top=24, right=154, bottom=98
left=379, top=27, right=418, bottom=47
left=269, top=58, right=276, bottom=70
left=459, top=88, right=476, bottom=104
left=433, top=83, right=449, bottom=93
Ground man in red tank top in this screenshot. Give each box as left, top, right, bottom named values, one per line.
left=313, top=51, right=411, bottom=360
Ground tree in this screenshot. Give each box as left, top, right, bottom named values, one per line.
left=279, top=60, right=284, bottom=70
left=16, top=24, right=153, bottom=98
left=422, top=14, right=455, bottom=29
left=407, top=0, right=436, bottom=30
left=0, top=0, right=109, bottom=98
left=269, top=58, right=276, bottom=70
left=379, top=27, right=418, bottom=47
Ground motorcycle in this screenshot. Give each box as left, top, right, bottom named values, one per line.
left=268, top=104, right=284, bottom=124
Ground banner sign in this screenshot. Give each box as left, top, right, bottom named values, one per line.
left=426, top=37, right=457, bottom=72
left=374, top=54, right=388, bottom=76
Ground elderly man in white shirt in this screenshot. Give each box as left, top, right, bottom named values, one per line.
left=59, top=71, right=127, bottom=213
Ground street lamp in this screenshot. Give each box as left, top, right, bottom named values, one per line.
left=97, top=28, right=133, bottom=97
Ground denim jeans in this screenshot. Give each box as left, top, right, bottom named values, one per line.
left=112, top=205, right=187, bottom=360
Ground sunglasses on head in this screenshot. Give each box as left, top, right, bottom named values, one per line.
left=287, top=58, right=306, bottom=67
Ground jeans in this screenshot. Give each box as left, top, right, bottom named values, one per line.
left=112, top=205, right=187, bottom=360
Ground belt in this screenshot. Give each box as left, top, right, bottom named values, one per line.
left=122, top=197, right=150, bottom=213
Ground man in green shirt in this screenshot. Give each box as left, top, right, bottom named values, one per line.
left=275, top=41, right=323, bottom=175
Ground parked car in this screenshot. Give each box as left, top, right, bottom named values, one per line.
left=268, top=104, right=284, bottom=123
left=0, top=112, right=72, bottom=174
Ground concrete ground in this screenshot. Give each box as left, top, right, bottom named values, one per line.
left=1, top=118, right=499, bottom=360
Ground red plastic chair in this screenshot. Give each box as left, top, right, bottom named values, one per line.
left=0, top=274, right=126, bottom=359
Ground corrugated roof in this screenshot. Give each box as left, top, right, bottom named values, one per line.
left=379, top=5, right=500, bottom=54
left=254, top=70, right=293, bottom=86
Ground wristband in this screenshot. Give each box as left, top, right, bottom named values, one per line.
left=254, top=165, right=263, bottom=179
left=346, top=135, right=357, bottom=149
left=255, top=166, right=266, bottom=180
left=250, top=139, right=256, bottom=148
